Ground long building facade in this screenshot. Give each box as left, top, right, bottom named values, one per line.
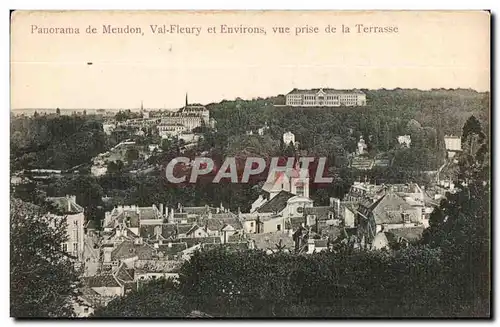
left=285, top=88, right=367, bottom=107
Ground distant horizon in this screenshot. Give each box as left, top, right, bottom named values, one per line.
left=11, top=86, right=489, bottom=111
left=11, top=11, right=489, bottom=111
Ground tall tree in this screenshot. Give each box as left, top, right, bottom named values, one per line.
left=10, top=197, right=81, bottom=317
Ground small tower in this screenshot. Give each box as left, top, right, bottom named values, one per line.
left=185, top=93, right=188, bottom=107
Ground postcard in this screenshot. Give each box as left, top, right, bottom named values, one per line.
left=10, top=10, right=490, bottom=318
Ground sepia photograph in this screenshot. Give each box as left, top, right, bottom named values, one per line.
left=9, top=10, right=491, bottom=318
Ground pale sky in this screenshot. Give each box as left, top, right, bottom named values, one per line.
left=11, top=10, right=490, bottom=109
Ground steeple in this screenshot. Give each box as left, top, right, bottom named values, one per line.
left=185, top=93, right=188, bottom=107
left=140, top=100, right=143, bottom=111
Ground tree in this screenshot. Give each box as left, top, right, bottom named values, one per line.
left=125, top=148, right=140, bottom=165
left=92, top=279, right=188, bottom=317
left=422, top=117, right=490, bottom=316
left=10, top=197, right=80, bottom=317
left=56, top=108, right=61, bottom=116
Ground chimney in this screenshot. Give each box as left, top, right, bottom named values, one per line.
left=159, top=204, right=164, bottom=216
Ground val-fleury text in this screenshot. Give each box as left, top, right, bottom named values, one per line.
left=150, top=24, right=202, bottom=36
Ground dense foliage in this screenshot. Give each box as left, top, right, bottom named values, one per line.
left=92, top=279, right=188, bottom=318
left=11, top=114, right=107, bottom=171
left=10, top=198, right=81, bottom=317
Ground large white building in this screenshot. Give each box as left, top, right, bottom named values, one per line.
left=285, top=88, right=367, bottom=107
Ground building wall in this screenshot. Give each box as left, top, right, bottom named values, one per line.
left=286, top=91, right=367, bottom=107
left=58, top=212, right=85, bottom=261
left=243, top=220, right=257, bottom=234
left=284, top=199, right=313, bottom=218
left=344, top=207, right=356, bottom=227
left=262, top=216, right=286, bottom=233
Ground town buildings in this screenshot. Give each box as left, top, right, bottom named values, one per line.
left=285, top=88, right=367, bottom=107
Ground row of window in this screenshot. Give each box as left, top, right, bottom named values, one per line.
left=61, top=242, right=79, bottom=252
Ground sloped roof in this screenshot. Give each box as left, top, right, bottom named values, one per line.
left=161, top=223, right=178, bottom=240
left=248, top=232, right=295, bottom=250
left=178, top=236, right=221, bottom=248
left=202, top=242, right=248, bottom=252
left=83, top=274, right=122, bottom=288
left=156, top=242, right=188, bottom=257
left=205, top=213, right=243, bottom=231
left=256, top=191, right=295, bottom=214
left=361, top=191, right=416, bottom=225
left=183, top=206, right=211, bottom=215
left=139, top=225, right=158, bottom=239
left=387, top=226, right=425, bottom=243
left=114, top=263, right=135, bottom=283
left=304, top=206, right=333, bottom=221
left=135, top=260, right=183, bottom=273
left=177, top=223, right=195, bottom=235
left=47, top=196, right=84, bottom=214
left=111, top=240, right=156, bottom=261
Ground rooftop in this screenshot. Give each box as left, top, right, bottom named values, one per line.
left=256, top=191, right=295, bottom=214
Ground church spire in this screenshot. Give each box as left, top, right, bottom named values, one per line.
left=185, top=93, right=188, bottom=107
left=140, top=100, right=143, bottom=111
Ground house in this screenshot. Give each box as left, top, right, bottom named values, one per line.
left=254, top=190, right=313, bottom=218
left=108, top=240, right=156, bottom=266
left=283, top=131, right=296, bottom=146
left=203, top=212, right=243, bottom=242
left=186, top=225, right=210, bottom=238
left=303, top=206, right=336, bottom=232
left=47, top=195, right=85, bottom=261
left=397, top=135, right=412, bottom=148
left=103, top=204, right=164, bottom=235
left=240, top=213, right=260, bottom=234
left=444, top=135, right=462, bottom=159
left=356, top=190, right=422, bottom=248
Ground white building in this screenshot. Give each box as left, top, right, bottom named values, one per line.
left=283, top=131, right=296, bottom=146
left=397, top=135, right=412, bottom=148
left=357, top=136, right=367, bottom=155
left=285, top=88, right=367, bottom=107
left=47, top=195, right=85, bottom=261
left=444, top=135, right=462, bottom=158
